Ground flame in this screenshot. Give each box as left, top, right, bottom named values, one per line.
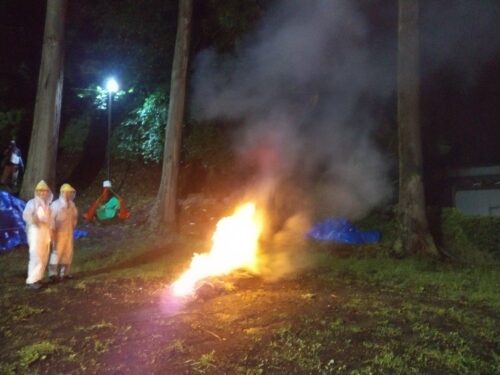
left=171, top=202, right=263, bottom=296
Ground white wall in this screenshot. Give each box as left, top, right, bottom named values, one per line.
left=455, top=189, right=500, bottom=216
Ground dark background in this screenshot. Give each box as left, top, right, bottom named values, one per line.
left=0, top=0, right=498, bottom=205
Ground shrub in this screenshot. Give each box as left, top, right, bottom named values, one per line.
left=460, top=214, right=500, bottom=256
left=114, top=91, right=167, bottom=163
left=440, top=208, right=499, bottom=262
left=60, top=114, right=91, bottom=152
left=0, top=109, right=24, bottom=140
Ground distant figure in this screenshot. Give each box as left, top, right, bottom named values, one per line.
left=1, top=140, right=24, bottom=188
left=49, top=183, right=78, bottom=281
left=22, top=180, right=53, bottom=290
left=83, top=180, right=130, bottom=222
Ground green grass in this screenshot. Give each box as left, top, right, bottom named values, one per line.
left=11, top=305, right=46, bottom=321
left=189, top=350, right=217, bottom=374
left=315, top=252, right=500, bottom=308
left=1, top=224, right=499, bottom=374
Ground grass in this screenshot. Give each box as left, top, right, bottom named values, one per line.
left=315, top=252, right=500, bottom=309
left=0, top=223, right=499, bottom=374
left=18, top=341, right=59, bottom=368
left=189, top=350, right=217, bottom=374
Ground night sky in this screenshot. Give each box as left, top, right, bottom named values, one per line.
left=1, top=0, right=499, bottom=178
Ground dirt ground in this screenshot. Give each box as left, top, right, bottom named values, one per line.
left=0, top=198, right=499, bottom=374
left=1, top=244, right=499, bottom=374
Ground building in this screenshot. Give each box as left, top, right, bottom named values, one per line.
left=449, top=165, right=500, bottom=216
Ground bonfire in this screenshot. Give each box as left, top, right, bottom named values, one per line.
left=171, top=202, right=263, bottom=297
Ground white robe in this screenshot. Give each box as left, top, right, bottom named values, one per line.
left=23, top=194, right=53, bottom=284
left=49, top=197, right=78, bottom=276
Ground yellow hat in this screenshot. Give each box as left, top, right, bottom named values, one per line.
left=35, top=180, right=49, bottom=191
left=60, top=183, right=76, bottom=193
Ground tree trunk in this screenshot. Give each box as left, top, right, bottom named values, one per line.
left=20, top=0, right=66, bottom=199
left=156, top=0, right=193, bottom=232
left=396, top=0, right=439, bottom=257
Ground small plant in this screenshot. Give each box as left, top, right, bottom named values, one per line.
left=73, top=281, right=87, bottom=290
left=83, top=336, right=113, bottom=354
left=300, top=292, right=316, bottom=300
left=166, top=339, right=186, bottom=354
left=93, top=338, right=112, bottom=354
left=12, top=305, right=45, bottom=321
left=76, top=321, right=114, bottom=332
left=18, top=341, right=59, bottom=368
left=189, top=350, right=217, bottom=374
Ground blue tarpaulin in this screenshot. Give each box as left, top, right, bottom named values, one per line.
left=73, top=229, right=88, bottom=239
left=0, top=191, right=89, bottom=251
left=307, top=218, right=380, bottom=245
left=0, top=191, right=27, bottom=251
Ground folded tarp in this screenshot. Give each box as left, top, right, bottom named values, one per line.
left=0, top=191, right=27, bottom=251
left=96, top=196, right=120, bottom=221
left=307, top=218, right=380, bottom=245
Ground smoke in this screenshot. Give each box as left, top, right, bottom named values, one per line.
left=190, top=0, right=395, bottom=277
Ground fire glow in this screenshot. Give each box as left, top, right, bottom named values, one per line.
left=171, top=202, right=263, bottom=297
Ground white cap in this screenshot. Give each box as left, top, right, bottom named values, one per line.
left=103, top=180, right=112, bottom=188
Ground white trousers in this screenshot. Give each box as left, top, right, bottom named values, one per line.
left=26, top=226, right=51, bottom=284
left=48, top=229, right=74, bottom=277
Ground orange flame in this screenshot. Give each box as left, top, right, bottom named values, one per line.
left=171, top=202, right=263, bottom=296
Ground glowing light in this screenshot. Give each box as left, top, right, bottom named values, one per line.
left=105, top=77, right=119, bottom=93
left=171, top=202, right=263, bottom=296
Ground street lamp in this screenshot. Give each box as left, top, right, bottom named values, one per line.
left=105, top=77, right=119, bottom=180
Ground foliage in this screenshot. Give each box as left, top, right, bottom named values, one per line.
left=440, top=208, right=500, bottom=262
left=189, top=350, right=217, bottom=374
left=197, top=0, right=263, bottom=53
left=114, top=91, right=167, bottom=162
left=18, top=341, right=59, bottom=368
left=459, top=212, right=500, bottom=256
left=66, top=0, right=177, bottom=94
left=59, top=114, right=91, bottom=152
left=58, top=0, right=265, bottom=169
left=355, top=206, right=398, bottom=246
left=0, top=109, right=24, bottom=140
left=76, top=85, right=129, bottom=110
left=183, top=120, right=234, bottom=169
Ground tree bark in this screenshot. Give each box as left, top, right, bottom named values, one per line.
left=156, top=0, right=193, bottom=232
left=20, top=0, right=66, bottom=199
left=396, top=0, right=439, bottom=257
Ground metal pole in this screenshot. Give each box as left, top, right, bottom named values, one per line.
left=107, top=91, right=112, bottom=180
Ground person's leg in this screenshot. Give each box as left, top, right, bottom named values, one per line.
left=11, top=166, right=19, bottom=187
left=48, top=247, right=60, bottom=281
left=26, top=240, right=47, bottom=285
left=59, top=234, right=74, bottom=279
left=26, top=243, right=40, bottom=284
left=1, top=165, right=12, bottom=185
left=60, top=264, right=72, bottom=278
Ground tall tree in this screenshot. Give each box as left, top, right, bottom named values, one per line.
left=395, top=0, right=439, bottom=256
left=156, top=0, right=193, bottom=232
left=20, top=0, right=66, bottom=199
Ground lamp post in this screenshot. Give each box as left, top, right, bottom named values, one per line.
left=105, top=77, right=119, bottom=181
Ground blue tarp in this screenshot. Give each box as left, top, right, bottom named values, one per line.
left=73, top=229, right=88, bottom=239
left=0, top=191, right=89, bottom=251
left=307, top=218, right=380, bottom=245
left=0, top=191, right=27, bottom=251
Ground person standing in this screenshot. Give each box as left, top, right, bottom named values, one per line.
left=1, top=140, right=24, bottom=188
left=22, top=180, right=53, bottom=289
left=49, top=183, right=78, bottom=281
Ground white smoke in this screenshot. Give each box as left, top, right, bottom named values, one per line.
left=191, top=0, right=394, bottom=225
